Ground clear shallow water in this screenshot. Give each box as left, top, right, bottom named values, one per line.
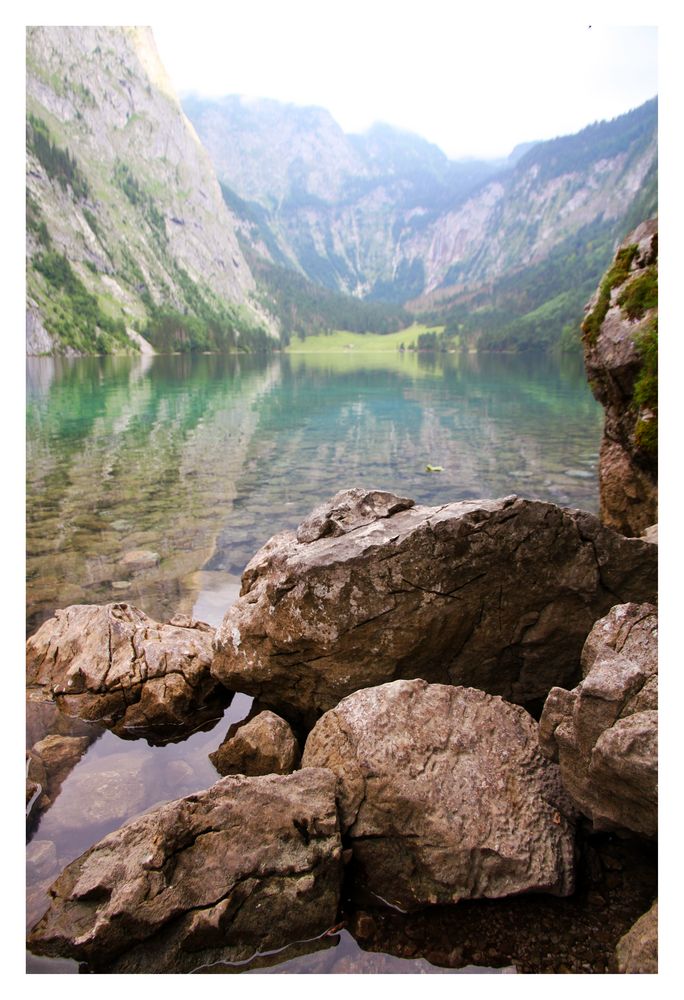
left=27, top=350, right=602, bottom=634
left=26, top=348, right=603, bottom=973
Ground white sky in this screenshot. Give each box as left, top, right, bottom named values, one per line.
left=152, top=3, right=658, bottom=160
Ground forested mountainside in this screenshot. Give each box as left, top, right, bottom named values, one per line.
left=26, top=26, right=276, bottom=356
left=25, top=26, right=657, bottom=356
left=186, top=95, right=657, bottom=349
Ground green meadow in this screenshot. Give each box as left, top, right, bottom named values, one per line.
left=285, top=323, right=446, bottom=353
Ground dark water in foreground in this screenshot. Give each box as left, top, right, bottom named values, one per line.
left=26, top=349, right=606, bottom=973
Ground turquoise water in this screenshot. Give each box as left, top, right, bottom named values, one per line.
left=27, top=350, right=602, bottom=635
left=26, top=349, right=603, bottom=973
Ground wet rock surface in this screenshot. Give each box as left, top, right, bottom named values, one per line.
left=539, top=603, right=657, bottom=837
left=213, top=491, right=657, bottom=724
left=28, top=769, right=343, bottom=973
left=26, top=603, right=229, bottom=741
left=209, top=710, right=300, bottom=776
left=616, top=899, right=658, bottom=973
left=303, top=679, right=577, bottom=910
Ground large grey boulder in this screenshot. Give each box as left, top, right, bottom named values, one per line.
left=26, top=604, right=228, bottom=741
left=615, top=900, right=658, bottom=973
left=539, top=603, right=657, bottom=837
left=209, top=710, right=300, bottom=776
left=212, top=490, right=657, bottom=724
left=302, top=679, right=577, bottom=911
left=28, top=768, right=342, bottom=973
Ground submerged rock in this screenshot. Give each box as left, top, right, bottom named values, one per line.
left=26, top=734, right=92, bottom=825
left=539, top=603, right=657, bottom=838
left=26, top=604, right=229, bottom=741
left=302, top=679, right=577, bottom=911
left=615, top=900, right=658, bottom=973
left=209, top=710, right=300, bottom=776
left=28, top=769, right=342, bottom=973
left=212, top=490, right=657, bottom=724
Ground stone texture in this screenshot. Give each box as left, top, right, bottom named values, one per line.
left=539, top=603, right=657, bottom=837
left=212, top=490, right=657, bottom=724
left=583, top=219, right=658, bottom=536
left=26, top=603, right=228, bottom=741
left=616, top=900, right=658, bottom=973
left=209, top=710, right=300, bottom=776
left=302, top=679, right=577, bottom=911
left=28, top=769, right=342, bottom=973
left=296, top=488, right=414, bottom=543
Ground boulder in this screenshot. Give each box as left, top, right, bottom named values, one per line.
left=539, top=603, right=657, bottom=837
left=209, top=710, right=300, bottom=776
left=28, top=768, right=342, bottom=973
left=582, top=219, right=658, bottom=536
left=302, top=679, right=577, bottom=911
left=26, top=604, right=229, bottom=741
left=615, top=900, right=658, bottom=973
left=212, top=490, right=657, bottom=724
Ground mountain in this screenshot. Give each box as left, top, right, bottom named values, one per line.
left=185, top=95, right=657, bottom=345
left=26, top=27, right=276, bottom=356
left=184, top=95, right=506, bottom=298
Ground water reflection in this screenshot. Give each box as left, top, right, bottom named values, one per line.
left=26, top=348, right=604, bottom=973
left=27, top=351, right=602, bottom=633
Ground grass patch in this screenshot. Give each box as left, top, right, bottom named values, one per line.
left=286, top=324, right=445, bottom=353
left=618, top=266, right=658, bottom=320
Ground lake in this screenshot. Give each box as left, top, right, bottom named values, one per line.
left=26, top=348, right=605, bottom=973
left=27, top=349, right=602, bottom=635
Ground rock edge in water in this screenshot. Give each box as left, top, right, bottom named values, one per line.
left=26, top=603, right=228, bottom=742
left=28, top=768, right=342, bottom=973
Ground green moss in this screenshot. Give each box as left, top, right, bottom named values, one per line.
left=617, top=266, right=658, bottom=320
left=581, top=243, right=639, bottom=345
left=633, top=316, right=658, bottom=458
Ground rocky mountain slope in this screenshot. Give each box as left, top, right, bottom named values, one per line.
left=26, top=27, right=276, bottom=355
left=185, top=95, right=657, bottom=320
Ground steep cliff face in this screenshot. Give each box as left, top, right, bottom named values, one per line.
left=582, top=219, right=658, bottom=536
left=185, top=96, right=657, bottom=308
left=26, top=27, right=275, bottom=355
left=184, top=96, right=506, bottom=299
